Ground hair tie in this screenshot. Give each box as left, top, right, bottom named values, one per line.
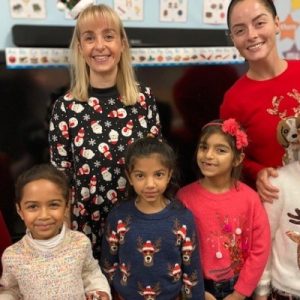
left=203, top=118, right=248, bottom=150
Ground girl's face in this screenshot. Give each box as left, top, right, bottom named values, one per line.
left=126, top=154, right=172, bottom=212
left=17, top=179, right=67, bottom=240
left=229, top=0, right=279, bottom=63
left=197, top=133, right=240, bottom=183
left=78, top=17, right=124, bottom=85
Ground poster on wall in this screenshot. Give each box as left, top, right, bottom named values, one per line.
left=10, top=0, right=46, bottom=19
left=114, top=0, right=144, bottom=21
left=203, top=0, right=230, bottom=25
left=275, top=0, right=300, bottom=59
left=160, top=0, right=188, bottom=22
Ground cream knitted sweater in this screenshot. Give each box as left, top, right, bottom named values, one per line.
left=0, top=228, right=111, bottom=300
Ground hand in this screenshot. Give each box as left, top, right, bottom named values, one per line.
left=256, top=167, right=279, bottom=203
left=223, top=290, right=245, bottom=300
left=86, top=291, right=110, bottom=300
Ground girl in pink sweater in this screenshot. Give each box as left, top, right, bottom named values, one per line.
left=177, top=119, right=270, bottom=300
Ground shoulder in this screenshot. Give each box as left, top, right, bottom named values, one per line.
left=107, top=201, right=132, bottom=219
left=178, top=181, right=199, bottom=195
left=223, top=75, right=247, bottom=99
left=67, top=229, right=91, bottom=248
left=234, top=181, right=260, bottom=199
left=287, top=59, right=300, bottom=71
left=1, top=238, right=25, bottom=262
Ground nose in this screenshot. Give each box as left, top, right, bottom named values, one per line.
left=145, top=176, right=155, bottom=187
left=205, top=148, right=214, bottom=159
left=38, top=207, right=49, bottom=219
left=247, top=25, right=258, bottom=39
left=95, top=36, right=105, bottom=50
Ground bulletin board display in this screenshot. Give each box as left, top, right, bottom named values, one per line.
left=1, top=1, right=300, bottom=60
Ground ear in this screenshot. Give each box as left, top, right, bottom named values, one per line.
left=125, top=170, right=133, bottom=185
left=233, top=152, right=245, bottom=167
left=274, top=15, right=280, bottom=35
left=167, top=170, right=173, bottom=182
left=16, top=204, right=24, bottom=220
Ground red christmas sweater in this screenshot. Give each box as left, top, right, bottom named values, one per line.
left=177, top=181, right=270, bottom=297
left=220, top=60, right=300, bottom=185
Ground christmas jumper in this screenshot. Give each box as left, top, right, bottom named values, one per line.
left=256, top=161, right=300, bottom=297
left=100, top=200, right=205, bottom=300
left=0, top=227, right=111, bottom=300
left=177, top=181, right=270, bottom=297
left=49, top=85, right=161, bottom=260
left=220, top=60, right=300, bottom=184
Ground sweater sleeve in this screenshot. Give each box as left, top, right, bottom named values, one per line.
left=142, top=86, right=162, bottom=139
left=0, top=250, right=21, bottom=300
left=82, top=237, right=112, bottom=299
left=181, top=211, right=205, bottom=300
left=48, top=97, right=73, bottom=177
left=234, top=197, right=271, bottom=297
left=255, top=186, right=284, bottom=296
left=100, top=213, right=120, bottom=284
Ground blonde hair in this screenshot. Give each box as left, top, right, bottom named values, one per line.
left=69, top=4, right=139, bottom=105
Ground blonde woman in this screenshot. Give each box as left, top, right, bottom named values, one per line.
left=49, top=3, right=161, bottom=261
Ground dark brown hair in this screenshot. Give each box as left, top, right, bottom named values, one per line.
left=124, top=137, right=179, bottom=201
left=15, top=164, right=69, bottom=205
left=227, top=0, right=277, bottom=30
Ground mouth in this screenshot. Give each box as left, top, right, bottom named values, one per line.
left=247, top=42, right=264, bottom=51
left=35, top=223, right=54, bottom=231
left=92, top=54, right=110, bottom=62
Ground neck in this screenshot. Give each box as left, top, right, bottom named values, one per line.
left=247, top=56, right=287, bottom=80
left=89, top=70, right=117, bottom=89
left=135, top=197, right=168, bottom=214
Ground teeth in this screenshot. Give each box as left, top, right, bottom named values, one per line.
left=248, top=43, right=263, bottom=50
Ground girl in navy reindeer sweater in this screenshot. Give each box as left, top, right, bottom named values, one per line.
left=101, top=137, right=204, bottom=300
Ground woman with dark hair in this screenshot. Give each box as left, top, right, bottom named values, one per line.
left=220, top=0, right=300, bottom=202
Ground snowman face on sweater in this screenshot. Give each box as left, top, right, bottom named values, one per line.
left=126, top=153, right=172, bottom=213
left=16, top=179, right=68, bottom=240
left=78, top=17, right=124, bottom=86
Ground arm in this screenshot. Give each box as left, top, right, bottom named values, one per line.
left=143, top=86, right=162, bottom=139
left=256, top=168, right=279, bottom=203
left=234, top=196, right=271, bottom=297
left=82, top=239, right=111, bottom=300
left=0, top=252, right=21, bottom=300
left=48, top=97, right=73, bottom=177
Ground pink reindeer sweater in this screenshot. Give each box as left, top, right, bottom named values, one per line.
left=177, top=181, right=270, bottom=297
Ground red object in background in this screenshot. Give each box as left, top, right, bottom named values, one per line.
left=0, top=210, right=12, bottom=275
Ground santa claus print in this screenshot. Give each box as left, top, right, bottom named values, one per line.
left=91, top=120, right=102, bottom=134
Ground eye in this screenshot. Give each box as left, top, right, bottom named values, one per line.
left=134, top=173, right=144, bottom=180
left=50, top=202, right=61, bottom=208
left=233, top=28, right=245, bottom=36
left=26, top=204, right=38, bottom=210
left=155, top=171, right=166, bottom=178
left=198, top=144, right=208, bottom=151
left=81, top=34, right=94, bottom=43
left=216, top=147, right=228, bottom=154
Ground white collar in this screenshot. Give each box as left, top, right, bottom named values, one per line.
left=26, top=223, right=66, bottom=251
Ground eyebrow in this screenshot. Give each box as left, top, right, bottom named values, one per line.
left=231, top=13, right=268, bottom=29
